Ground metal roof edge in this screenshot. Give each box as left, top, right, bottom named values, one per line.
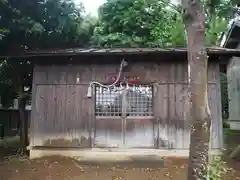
left=221, top=18, right=240, bottom=48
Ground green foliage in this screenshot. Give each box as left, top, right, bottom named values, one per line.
left=0, top=0, right=93, bottom=53
left=0, top=57, right=32, bottom=108
left=224, top=129, right=240, bottom=135
left=92, top=0, right=237, bottom=48
left=91, top=0, right=186, bottom=48
left=205, top=17, right=228, bottom=46
left=223, top=121, right=230, bottom=129
left=208, top=156, right=228, bottom=180
left=0, top=136, right=20, bottom=149
left=204, top=0, right=239, bottom=46
left=0, top=0, right=96, bottom=107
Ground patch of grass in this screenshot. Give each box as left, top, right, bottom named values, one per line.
left=0, top=136, right=20, bottom=148
left=223, top=128, right=240, bottom=160
left=208, top=156, right=228, bottom=180
left=223, top=121, right=230, bottom=129
left=0, top=136, right=21, bottom=158
left=223, top=129, right=240, bottom=135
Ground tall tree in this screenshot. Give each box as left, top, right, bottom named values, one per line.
left=205, top=0, right=240, bottom=45
left=92, top=0, right=236, bottom=48
left=0, top=0, right=93, bottom=153
left=91, top=0, right=186, bottom=47
left=181, top=0, right=211, bottom=180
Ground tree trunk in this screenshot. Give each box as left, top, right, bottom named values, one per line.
left=18, top=75, right=28, bottom=154
left=181, top=0, right=212, bottom=180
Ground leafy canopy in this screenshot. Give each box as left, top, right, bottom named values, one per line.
left=91, top=0, right=239, bottom=47
left=0, top=0, right=95, bottom=107
left=91, top=0, right=186, bottom=48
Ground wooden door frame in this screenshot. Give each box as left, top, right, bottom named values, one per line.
left=93, top=85, right=155, bottom=148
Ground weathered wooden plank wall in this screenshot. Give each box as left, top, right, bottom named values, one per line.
left=30, top=61, right=222, bottom=149
left=153, top=83, right=221, bottom=149
left=227, top=48, right=240, bottom=121
left=31, top=84, right=92, bottom=147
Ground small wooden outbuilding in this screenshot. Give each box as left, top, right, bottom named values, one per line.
left=10, top=47, right=240, bottom=159
left=222, top=18, right=240, bottom=130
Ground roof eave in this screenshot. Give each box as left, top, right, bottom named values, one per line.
left=221, top=19, right=240, bottom=48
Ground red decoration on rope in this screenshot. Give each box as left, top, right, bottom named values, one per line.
left=129, top=78, right=137, bottom=84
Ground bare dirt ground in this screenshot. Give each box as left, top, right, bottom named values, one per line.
left=0, top=136, right=240, bottom=180
left=0, top=155, right=239, bottom=180
left=0, top=156, right=188, bottom=180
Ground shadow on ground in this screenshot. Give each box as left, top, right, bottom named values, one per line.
left=0, top=136, right=20, bottom=160
left=74, top=155, right=165, bottom=169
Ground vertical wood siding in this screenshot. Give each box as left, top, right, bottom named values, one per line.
left=30, top=61, right=222, bottom=149
left=227, top=51, right=240, bottom=121
left=154, top=83, right=221, bottom=149
left=32, top=84, right=92, bottom=147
